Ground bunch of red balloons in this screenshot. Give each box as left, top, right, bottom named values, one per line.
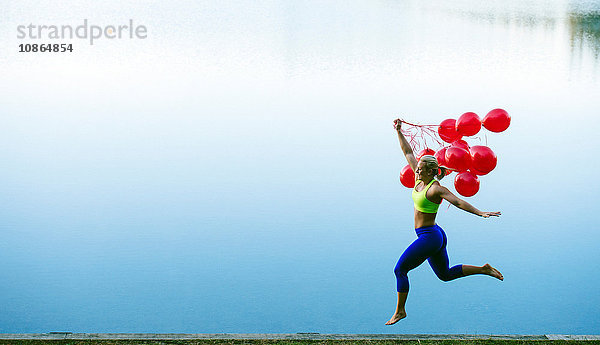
left=399, top=108, right=510, bottom=197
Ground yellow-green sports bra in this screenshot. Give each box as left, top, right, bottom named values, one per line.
left=412, top=179, right=441, bottom=213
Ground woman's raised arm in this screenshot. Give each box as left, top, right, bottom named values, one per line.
left=395, top=119, right=417, bottom=171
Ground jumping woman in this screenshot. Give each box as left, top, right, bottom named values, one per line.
left=386, top=119, right=504, bottom=326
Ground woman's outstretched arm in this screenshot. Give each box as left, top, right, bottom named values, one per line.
left=435, top=184, right=501, bottom=218
left=394, top=119, right=417, bottom=171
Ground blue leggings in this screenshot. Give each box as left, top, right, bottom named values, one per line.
left=394, top=224, right=464, bottom=292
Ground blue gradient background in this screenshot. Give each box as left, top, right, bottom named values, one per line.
left=1, top=0, right=599, bottom=335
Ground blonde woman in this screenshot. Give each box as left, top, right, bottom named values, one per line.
left=386, top=119, right=504, bottom=325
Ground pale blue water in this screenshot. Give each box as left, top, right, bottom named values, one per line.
left=1, top=0, right=599, bottom=335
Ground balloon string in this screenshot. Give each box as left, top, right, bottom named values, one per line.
left=399, top=120, right=445, bottom=152
left=400, top=119, right=440, bottom=128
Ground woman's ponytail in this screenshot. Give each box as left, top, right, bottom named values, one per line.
left=419, top=154, right=446, bottom=181
left=436, top=166, right=447, bottom=181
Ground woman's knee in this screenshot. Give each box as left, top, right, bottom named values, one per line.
left=394, top=262, right=407, bottom=278
left=433, top=266, right=463, bottom=282
left=394, top=265, right=410, bottom=292
left=435, top=271, right=452, bottom=282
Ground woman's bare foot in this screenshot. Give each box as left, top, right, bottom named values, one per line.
left=482, top=263, right=504, bottom=281
left=385, top=310, right=407, bottom=325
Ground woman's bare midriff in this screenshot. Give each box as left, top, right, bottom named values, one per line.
left=414, top=209, right=437, bottom=228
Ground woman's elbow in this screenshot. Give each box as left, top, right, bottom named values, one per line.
left=453, top=200, right=466, bottom=209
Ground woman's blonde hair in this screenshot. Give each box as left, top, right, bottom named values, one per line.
left=419, top=155, right=447, bottom=180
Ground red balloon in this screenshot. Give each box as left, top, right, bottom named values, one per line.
left=482, top=108, right=511, bottom=132
left=470, top=145, right=497, bottom=175
left=399, top=165, right=415, bottom=188
left=451, top=139, right=470, bottom=152
left=438, top=119, right=462, bottom=143
left=454, top=171, right=480, bottom=197
left=456, top=112, right=481, bottom=136
left=434, top=146, right=448, bottom=167
left=445, top=147, right=471, bottom=172
left=416, top=148, right=436, bottom=161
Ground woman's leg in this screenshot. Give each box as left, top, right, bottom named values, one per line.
left=387, top=230, right=443, bottom=325
left=385, top=292, right=408, bottom=325
left=427, top=228, right=465, bottom=281
left=428, top=228, right=504, bottom=281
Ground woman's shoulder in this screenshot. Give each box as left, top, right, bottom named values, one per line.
left=429, top=180, right=444, bottom=192
left=427, top=180, right=445, bottom=202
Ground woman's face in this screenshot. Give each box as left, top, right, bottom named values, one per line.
left=415, top=160, right=433, bottom=180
